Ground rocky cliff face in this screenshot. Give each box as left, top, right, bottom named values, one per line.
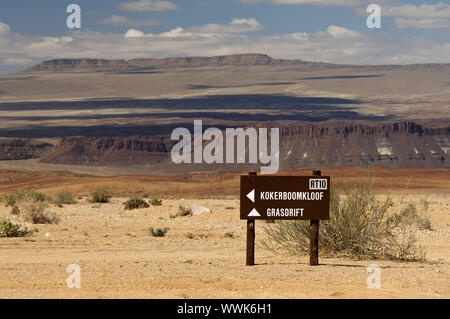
left=40, top=136, right=175, bottom=166
left=39, top=121, right=449, bottom=170
left=277, top=122, right=448, bottom=169
left=0, top=139, right=54, bottom=160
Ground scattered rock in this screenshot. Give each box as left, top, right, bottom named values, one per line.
left=191, top=204, right=211, bottom=216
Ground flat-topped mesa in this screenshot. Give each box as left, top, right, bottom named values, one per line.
left=23, top=54, right=311, bottom=73
left=25, top=58, right=130, bottom=72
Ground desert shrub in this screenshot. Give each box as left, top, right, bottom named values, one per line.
left=262, top=183, right=425, bottom=261
left=10, top=205, right=21, bottom=215
left=150, top=196, right=163, bottom=206
left=185, top=232, right=195, bottom=239
left=3, top=190, right=48, bottom=207
left=224, top=232, right=236, bottom=239
left=89, top=185, right=111, bottom=203
left=149, top=227, right=169, bottom=237
left=389, top=202, right=432, bottom=231
left=124, top=196, right=149, bottom=210
left=18, top=200, right=59, bottom=224
left=178, top=205, right=192, bottom=217
left=53, top=191, right=77, bottom=207
left=0, top=219, right=37, bottom=238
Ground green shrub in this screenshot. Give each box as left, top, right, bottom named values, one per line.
left=0, top=219, right=37, bottom=238
left=124, top=196, right=149, bottom=210
left=149, top=227, right=169, bottom=237
left=89, top=185, right=111, bottom=203
left=262, top=182, right=425, bottom=261
left=177, top=205, right=192, bottom=217
left=54, top=191, right=78, bottom=207
left=150, top=196, right=163, bottom=206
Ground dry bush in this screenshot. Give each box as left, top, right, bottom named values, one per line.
left=124, top=196, right=149, bottom=210
left=17, top=199, right=59, bottom=224
left=89, top=185, right=111, bottom=203
left=2, top=189, right=48, bottom=207
left=10, top=205, right=20, bottom=215
left=54, top=191, right=78, bottom=207
left=150, top=196, right=163, bottom=206
left=0, top=219, right=37, bottom=237
left=262, top=182, right=425, bottom=261
left=389, top=202, right=432, bottom=231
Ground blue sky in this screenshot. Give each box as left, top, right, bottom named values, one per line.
left=0, top=0, right=449, bottom=73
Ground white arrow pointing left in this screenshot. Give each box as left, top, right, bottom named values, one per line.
left=246, top=189, right=255, bottom=203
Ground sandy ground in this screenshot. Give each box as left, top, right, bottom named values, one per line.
left=0, top=193, right=449, bottom=299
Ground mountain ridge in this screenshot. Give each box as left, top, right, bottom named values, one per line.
left=23, top=53, right=450, bottom=73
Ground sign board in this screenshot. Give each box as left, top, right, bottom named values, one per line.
left=240, top=175, right=330, bottom=220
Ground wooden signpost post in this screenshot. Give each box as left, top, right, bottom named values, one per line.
left=240, top=171, right=330, bottom=266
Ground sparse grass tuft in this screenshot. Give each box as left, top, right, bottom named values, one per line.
left=124, top=196, right=149, bottom=210
left=149, top=227, right=169, bottom=237
left=185, top=232, right=195, bottom=239
left=262, top=182, right=426, bottom=262
left=0, top=219, right=37, bottom=238
left=89, top=185, right=111, bottom=203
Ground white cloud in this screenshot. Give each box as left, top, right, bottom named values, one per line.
left=238, top=0, right=381, bottom=7
left=325, top=25, right=360, bottom=39
left=125, top=18, right=265, bottom=39
left=384, top=3, right=450, bottom=19
left=240, top=1, right=450, bottom=30
left=187, top=18, right=265, bottom=34
left=118, top=0, right=179, bottom=12
left=395, top=17, right=450, bottom=30
left=0, top=21, right=11, bottom=36
left=2, top=57, right=33, bottom=66
left=383, top=2, right=450, bottom=30
left=100, top=15, right=159, bottom=27
left=0, top=21, right=449, bottom=71
left=124, top=29, right=149, bottom=38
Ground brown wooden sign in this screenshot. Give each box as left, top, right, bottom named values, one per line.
left=240, top=175, right=330, bottom=220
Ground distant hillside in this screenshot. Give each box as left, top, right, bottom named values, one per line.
left=23, top=53, right=450, bottom=73
left=23, top=54, right=303, bottom=73
left=36, top=121, right=449, bottom=171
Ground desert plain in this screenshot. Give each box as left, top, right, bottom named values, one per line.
left=0, top=167, right=449, bottom=299
left=0, top=54, right=449, bottom=299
